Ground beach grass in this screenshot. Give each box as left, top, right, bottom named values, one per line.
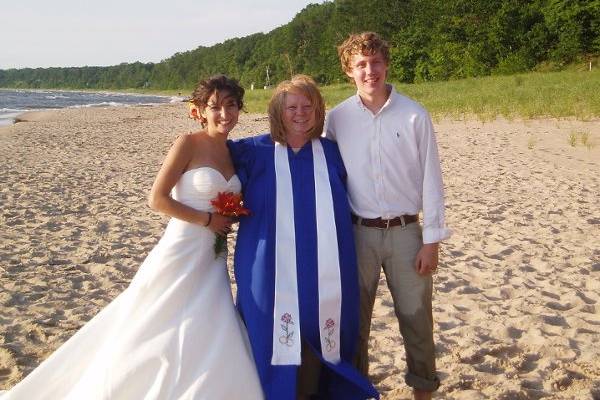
left=125, top=68, right=600, bottom=119
left=580, top=131, right=590, bottom=147
left=241, top=69, right=600, bottom=119
left=400, top=69, right=600, bottom=120
left=568, top=132, right=578, bottom=147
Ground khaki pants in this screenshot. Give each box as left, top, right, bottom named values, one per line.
left=353, top=222, right=440, bottom=392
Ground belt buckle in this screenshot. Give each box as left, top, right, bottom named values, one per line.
left=383, top=216, right=406, bottom=229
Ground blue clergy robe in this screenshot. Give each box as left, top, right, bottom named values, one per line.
left=229, top=134, right=379, bottom=400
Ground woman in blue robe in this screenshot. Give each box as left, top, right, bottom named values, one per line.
left=229, top=75, right=379, bottom=400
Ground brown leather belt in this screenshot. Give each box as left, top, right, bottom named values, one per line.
left=351, top=214, right=418, bottom=229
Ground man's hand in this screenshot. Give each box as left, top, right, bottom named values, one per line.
left=415, top=242, right=439, bottom=276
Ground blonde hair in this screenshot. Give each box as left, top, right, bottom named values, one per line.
left=268, top=74, right=325, bottom=145
left=337, top=32, right=390, bottom=74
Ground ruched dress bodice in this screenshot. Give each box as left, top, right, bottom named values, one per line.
left=171, top=167, right=241, bottom=212
left=163, top=167, right=242, bottom=241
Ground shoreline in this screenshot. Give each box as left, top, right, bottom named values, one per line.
left=1, top=104, right=599, bottom=398
left=0, top=110, right=59, bottom=127
left=0, top=86, right=179, bottom=96
left=13, top=110, right=60, bottom=123
left=0, top=88, right=182, bottom=128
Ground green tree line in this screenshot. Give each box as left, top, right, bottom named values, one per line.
left=1, top=0, right=598, bottom=90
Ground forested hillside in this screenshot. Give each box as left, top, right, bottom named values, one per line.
left=1, top=0, right=598, bottom=90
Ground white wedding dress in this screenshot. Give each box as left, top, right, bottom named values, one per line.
left=1, top=167, right=264, bottom=400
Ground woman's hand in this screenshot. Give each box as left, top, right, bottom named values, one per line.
left=207, top=213, right=234, bottom=236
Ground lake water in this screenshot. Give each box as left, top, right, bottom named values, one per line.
left=0, top=89, right=181, bottom=126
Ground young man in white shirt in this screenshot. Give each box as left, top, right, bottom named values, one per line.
left=325, top=32, right=451, bottom=400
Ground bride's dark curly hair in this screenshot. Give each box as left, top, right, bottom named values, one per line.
left=190, top=75, right=245, bottom=126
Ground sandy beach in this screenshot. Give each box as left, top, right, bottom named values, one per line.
left=1, top=103, right=599, bottom=399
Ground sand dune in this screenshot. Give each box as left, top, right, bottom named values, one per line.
left=0, top=104, right=599, bottom=399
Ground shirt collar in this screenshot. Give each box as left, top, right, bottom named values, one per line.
left=354, top=84, right=397, bottom=114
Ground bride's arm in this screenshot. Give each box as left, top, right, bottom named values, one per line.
left=148, top=134, right=231, bottom=235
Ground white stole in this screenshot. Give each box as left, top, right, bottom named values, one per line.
left=271, top=139, right=342, bottom=365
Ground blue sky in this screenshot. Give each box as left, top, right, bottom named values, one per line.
left=1, top=0, right=325, bottom=69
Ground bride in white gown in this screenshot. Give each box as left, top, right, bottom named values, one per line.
left=1, top=75, right=264, bottom=400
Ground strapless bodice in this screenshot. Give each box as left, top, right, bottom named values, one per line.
left=171, top=167, right=241, bottom=212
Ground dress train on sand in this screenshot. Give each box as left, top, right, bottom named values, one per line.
left=1, top=167, right=263, bottom=400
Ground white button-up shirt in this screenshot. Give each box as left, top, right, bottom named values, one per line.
left=325, top=86, right=451, bottom=244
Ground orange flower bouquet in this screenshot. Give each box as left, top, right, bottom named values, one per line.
left=210, top=191, right=251, bottom=256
